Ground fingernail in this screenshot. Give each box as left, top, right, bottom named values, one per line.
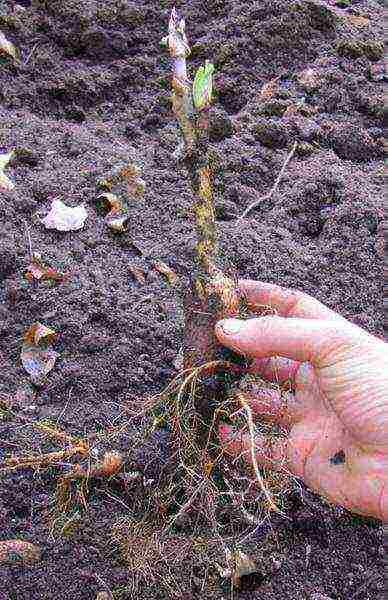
left=217, top=318, right=243, bottom=336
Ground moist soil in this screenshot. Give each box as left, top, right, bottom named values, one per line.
left=0, top=1, right=385, bottom=599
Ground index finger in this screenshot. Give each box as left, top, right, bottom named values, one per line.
left=239, top=280, right=345, bottom=321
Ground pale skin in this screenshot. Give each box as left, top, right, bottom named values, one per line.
left=215, top=280, right=388, bottom=521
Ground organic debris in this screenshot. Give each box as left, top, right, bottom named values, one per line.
left=0, top=540, right=41, bottom=565
left=0, top=31, right=19, bottom=61
left=97, top=162, right=145, bottom=199
left=0, top=150, right=15, bottom=191
left=259, top=77, right=281, bottom=101
left=122, top=163, right=146, bottom=198
left=2, top=445, right=86, bottom=472
left=217, top=548, right=258, bottom=590
left=41, top=199, right=87, bottom=231
left=25, top=251, right=66, bottom=282
left=153, top=260, right=178, bottom=284
left=128, top=263, right=147, bottom=284
left=62, top=451, right=124, bottom=481
left=111, top=518, right=188, bottom=597
left=0, top=391, right=12, bottom=411
left=97, top=192, right=129, bottom=232
left=21, top=322, right=59, bottom=385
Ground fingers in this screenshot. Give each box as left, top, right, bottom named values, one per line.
left=235, top=362, right=322, bottom=430
left=219, top=422, right=388, bottom=520
left=239, top=279, right=345, bottom=321
left=219, top=411, right=338, bottom=479
left=249, top=356, right=300, bottom=384
left=215, top=315, right=359, bottom=369
left=219, top=423, right=290, bottom=471
left=237, top=387, right=297, bottom=429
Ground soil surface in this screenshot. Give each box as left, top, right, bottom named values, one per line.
left=0, top=0, right=385, bottom=599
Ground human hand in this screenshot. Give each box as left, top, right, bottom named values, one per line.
left=215, top=280, right=388, bottom=521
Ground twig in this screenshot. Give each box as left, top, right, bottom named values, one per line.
left=24, top=43, right=39, bottom=66
left=236, top=141, right=298, bottom=223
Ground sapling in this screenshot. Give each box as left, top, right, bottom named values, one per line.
left=164, top=7, right=240, bottom=410
left=159, top=7, right=281, bottom=518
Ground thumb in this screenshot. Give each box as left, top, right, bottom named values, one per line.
left=215, top=315, right=369, bottom=369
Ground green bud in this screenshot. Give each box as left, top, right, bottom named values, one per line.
left=192, top=61, right=215, bottom=111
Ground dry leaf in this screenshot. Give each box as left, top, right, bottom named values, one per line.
left=24, top=322, right=57, bottom=346
left=259, top=77, right=280, bottom=101
left=25, top=252, right=65, bottom=282
left=21, top=322, right=59, bottom=386
left=97, top=192, right=129, bottom=232
left=0, top=540, right=41, bottom=565
left=119, top=163, right=146, bottom=197
left=97, top=162, right=145, bottom=198
left=0, top=151, right=15, bottom=191
left=153, top=260, right=178, bottom=284
left=0, top=31, right=20, bottom=61
left=217, top=548, right=258, bottom=589
left=41, top=199, right=87, bottom=231
left=128, top=264, right=147, bottom=284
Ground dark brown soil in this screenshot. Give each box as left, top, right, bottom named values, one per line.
left=0, top=0, right=384, bottom=599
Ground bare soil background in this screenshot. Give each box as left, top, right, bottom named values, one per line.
left=0, top=0, right=384, bottom=598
